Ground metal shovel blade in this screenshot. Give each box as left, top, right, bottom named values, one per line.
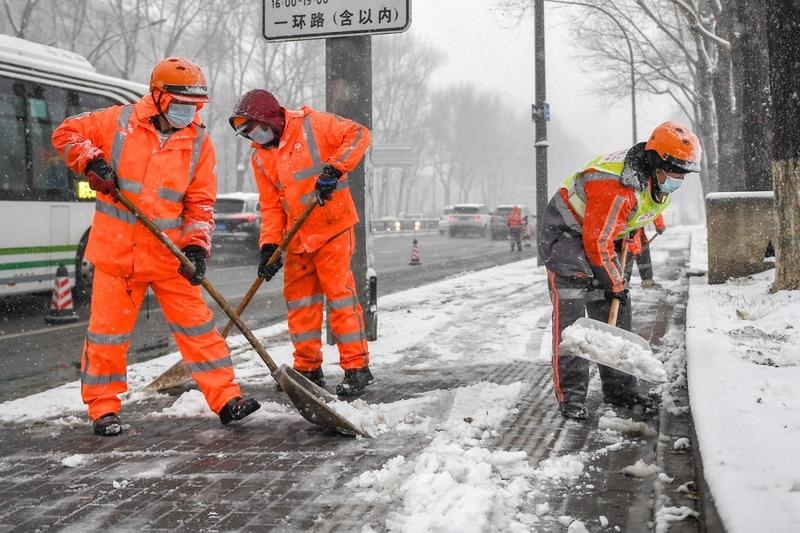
left=274, top=365, right=368, bottom=438
left=569, top=317, right=665, bottom=383
left=144, top=361, right=193, bottom=392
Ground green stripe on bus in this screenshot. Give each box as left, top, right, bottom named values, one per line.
left=0, top=259, right=74, bottom=271
left=0, top=245, right=79, bottom=256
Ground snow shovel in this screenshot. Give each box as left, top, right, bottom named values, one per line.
left=144, top=202, right=317, bottom=392
left=561, top=242, right=667, bottom=383
left=115, top=192, right=367, bottom=437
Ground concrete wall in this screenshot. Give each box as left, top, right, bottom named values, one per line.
left=706, top=192, right=775, bottom=284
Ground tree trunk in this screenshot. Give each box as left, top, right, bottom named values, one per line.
left=713, top=9, right=742, bottom=191
left=736, top=0, right=773, bottom=192
left=767, top=0, right=800, bottom=290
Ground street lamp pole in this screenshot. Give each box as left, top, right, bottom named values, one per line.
left=544, top=0, right=638, bottom=144
left=534, top=0, right=548, bottom=265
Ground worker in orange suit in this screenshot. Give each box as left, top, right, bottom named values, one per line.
left=506, top=205, right=525, bottom=252
left=538, top=121, right=701, bottom=421
left=52, top=57, right=260, bottom=436
left=229, top=89, right=374, bottom=397
left=625, top=215, right=666, bottom=289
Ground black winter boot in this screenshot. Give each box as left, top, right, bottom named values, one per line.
left=93, top=413, right=122, bottom=436
left=276, top=367, right=325, bottom=391
left=336, top=367, right=375, bottom=397
left=219, top=397, right=261, bottom=425
left=604, top=392, right=660, bottom=418
left=558, top=402, right=588, bottom=421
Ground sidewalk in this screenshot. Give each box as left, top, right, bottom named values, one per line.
left=684, top=227, right=800, bottom=533
left=0, top=229, right=703, bottom=532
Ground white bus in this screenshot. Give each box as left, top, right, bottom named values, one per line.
left=0, top=34, right=146, bottom=299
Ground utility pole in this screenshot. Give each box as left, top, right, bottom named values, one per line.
left=534, top=0, right=549, bottom=265
left=326, top=36, right=375, bottom=340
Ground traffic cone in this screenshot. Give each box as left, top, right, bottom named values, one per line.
left=409, top=239, right=422, bottom=266
left=44, top=264, right=79, bottom=324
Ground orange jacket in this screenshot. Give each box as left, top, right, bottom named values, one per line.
left=251, top=106, right=371, bottom=253
left=52, top=95, right=216, bottom=279
left=506, top=207, right=524, bottom=229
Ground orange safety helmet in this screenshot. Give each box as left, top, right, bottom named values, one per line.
left=645, top=121, right=702, bottom=173
left=149, top=57, right=209, bottom=103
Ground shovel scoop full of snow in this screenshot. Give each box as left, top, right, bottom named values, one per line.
left=559, top=317, right=667, bottom=383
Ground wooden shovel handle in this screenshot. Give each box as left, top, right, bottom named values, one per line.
left=219, top=202, right=316, bottom=337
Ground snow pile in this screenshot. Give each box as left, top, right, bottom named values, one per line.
left=347, top=381, right=542, bottom=532
left=621, top=459, right=661, bottom=478
left=597, top=412, right=657, bottom=438
left=61, top=454, right=85, bottom=467
left=654, top=506, right=700, bottom=533
left=560, top=322, right=667, bottom=383
left=327, top=395, right=434, bottom=439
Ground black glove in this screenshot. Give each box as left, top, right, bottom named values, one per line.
left=605, top=288, right=629, bottom=306
left=656, top=227, right=665, bottom=235
left=178, top=245, right=207, bottom=285
left=315, top=164, right=343, bottom=205
left=258, top=243, right=283, bottom=281
left=85, top=158, right=119, bottom=197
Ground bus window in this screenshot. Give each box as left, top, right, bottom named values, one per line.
left=28, top=83, right=70, bottom=194
left=0, top=78, right=27, bottom=194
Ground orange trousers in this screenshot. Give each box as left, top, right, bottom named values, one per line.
left=81, top=268, right=241, bottom=420
left=283, top=228, right=369, bottom=372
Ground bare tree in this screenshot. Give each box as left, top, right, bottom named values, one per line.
left=371, top=32, right=443, bottom=216
left=3, top=0, right=40, bottom=38
left=767, top=1, right=800, bottom=290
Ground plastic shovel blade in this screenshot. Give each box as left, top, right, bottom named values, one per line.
left=568, top=317, right=665, bottom=383
left=274, top=365, right=369, bottom=438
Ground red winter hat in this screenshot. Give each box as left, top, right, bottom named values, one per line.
left=229, top=89, right=286, bottom=139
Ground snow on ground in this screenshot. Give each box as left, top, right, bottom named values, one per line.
left=3, top=225, right=799, bottom=531
left=686, top=226, right=800, bottom=533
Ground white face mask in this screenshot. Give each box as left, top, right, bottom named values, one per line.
left=657, top=169, right=685, bottom=194
left=165, top=102, right=196, bottom=129
left=248, top=125, right=275, bottom=146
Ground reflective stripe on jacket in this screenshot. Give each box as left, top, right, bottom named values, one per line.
left=52, top=95, right=216, bottom=279
left=538, top=145, right=669, bottom=292
left=252, top=105, right=372, bottom=253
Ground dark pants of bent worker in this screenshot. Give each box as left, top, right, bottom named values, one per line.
left=546, top=271, right=638, bottom=404
left=624, top=245, right=654, bottom=283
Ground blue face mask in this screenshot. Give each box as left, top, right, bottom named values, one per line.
left=248, top=125, right=275, bottom=146
left=165, top=103, right=196, bottom=129
left=659, top=175, right=684, bottom=194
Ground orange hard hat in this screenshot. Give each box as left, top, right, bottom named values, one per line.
left=149, top=57, right=209, bottom=103
left=645, top=121, right=702, bottom=173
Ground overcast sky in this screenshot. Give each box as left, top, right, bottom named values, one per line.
left=405, top=0, right=679, bottom=157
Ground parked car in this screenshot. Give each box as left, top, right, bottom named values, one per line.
left=438, top=206, right=454, bottom=235
left=213, top=192, right=260, bottom=247
left=487, top=204, right=533, bottom=240
left=445, top=203, right=491, bottom=237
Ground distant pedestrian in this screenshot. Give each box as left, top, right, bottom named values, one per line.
left=52, top=57, right=260, bottom=436
left=522, top=215, right=532, bottom=247
left=229, top=89, right=375, bottom=397
left=625, top=216, right=665, bottom=289
left=506, top=205, right=524, bottom=252
left=538, top=121, right=701, bottom=420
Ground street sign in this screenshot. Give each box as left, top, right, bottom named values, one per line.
left=262, top=0, right=411, bottom=42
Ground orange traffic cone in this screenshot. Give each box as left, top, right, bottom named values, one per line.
left=409, top=238, right=422, bottom=266
left=44, top=264, right=79, bottom=324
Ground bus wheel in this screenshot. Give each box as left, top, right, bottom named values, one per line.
left=74, top=234, right=94, bottom=303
